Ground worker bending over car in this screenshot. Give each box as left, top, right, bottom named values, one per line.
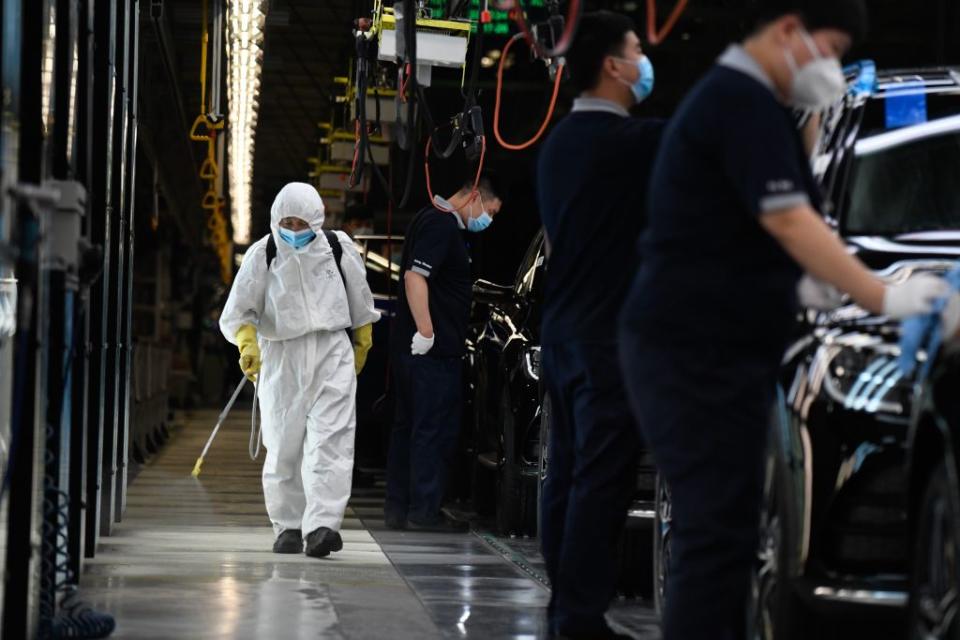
left=220, top=182, right=380, bottom=558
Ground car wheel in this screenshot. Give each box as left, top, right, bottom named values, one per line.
left=747, top=454, right=812, bottom=640
left=496, top=387, right=536, bottom=536
left=909, top=461, right=960, bottom=640
left=653, top=472, right=671, bottom=616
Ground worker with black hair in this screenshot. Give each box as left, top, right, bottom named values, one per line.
left=536, top=11, right=663, bottom=640
left=619, top=2, right=959, bottom=638
left=385, top=175, right=503, bottom=532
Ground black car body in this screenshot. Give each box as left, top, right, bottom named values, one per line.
left=466, top=230, right=549, bottom=536
left=654, top=65, right=960, bottom=637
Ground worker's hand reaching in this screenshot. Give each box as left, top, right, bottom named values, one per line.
left=411, top=331, right=435, bottom=356
left=883, top=274, right=952, bottom=320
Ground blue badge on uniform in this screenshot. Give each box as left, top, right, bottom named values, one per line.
left=885, top=82, right=927, bottom=129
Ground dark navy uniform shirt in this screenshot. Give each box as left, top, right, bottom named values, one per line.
left=620, top=46, right=823, bottom=355
left=393, top=201, right=472, bottom=358
left=538, top=98, right=664, bottom=345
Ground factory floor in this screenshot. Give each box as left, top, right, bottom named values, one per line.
left=80, top=410, right=660, bottom=639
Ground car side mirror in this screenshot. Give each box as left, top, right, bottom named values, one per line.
left=473, top=280, right=515, bottom=306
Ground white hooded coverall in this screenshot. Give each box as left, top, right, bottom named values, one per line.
left=220, top=183, right=381, bottom=536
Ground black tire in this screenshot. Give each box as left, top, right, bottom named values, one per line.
left=908, top=461, right=960, bottom=640
left=747, top=454, right=815, bottom=640
left=653, top=473, right=671, bottom=616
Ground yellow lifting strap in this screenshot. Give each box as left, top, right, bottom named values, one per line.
left=201, top=0, right=209, bottom=116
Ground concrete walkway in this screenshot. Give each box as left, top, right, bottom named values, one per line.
left=81, top=409, right=440, bottom=640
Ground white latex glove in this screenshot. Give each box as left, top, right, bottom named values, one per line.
left=411, top=331, right=435, bottom=356
left=883, top=274, right=952, bottom=320
left=797, top=275, right=845, bottom=311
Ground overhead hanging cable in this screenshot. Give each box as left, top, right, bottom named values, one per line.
left=352, top=0, right=488, bottom=208
left=491, top=0, right=574, bottom=151
left=646, top=0, right=689, bottom=46
left=496, top=0, right=582, bottom=58
left=493, top=32, right=564, bottom=151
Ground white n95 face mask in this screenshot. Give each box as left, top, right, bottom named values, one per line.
left=785, top=30, right=847, bottom=111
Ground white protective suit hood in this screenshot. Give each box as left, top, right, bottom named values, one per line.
left=270, top=182, right=326, bottom=243
left=220, top=182, right=381, bottom=344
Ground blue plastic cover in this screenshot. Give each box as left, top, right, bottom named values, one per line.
left=845, top=60, right=877, bottom=98
left=885, top=81, right=928, bottom=129
left=898, top=264, right=960, bottom=378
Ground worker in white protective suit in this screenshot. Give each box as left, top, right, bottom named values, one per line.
left=220, top=182, right=380, bottom=558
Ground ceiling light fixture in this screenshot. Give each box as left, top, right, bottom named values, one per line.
left=226, top=0, right=267, bottom=245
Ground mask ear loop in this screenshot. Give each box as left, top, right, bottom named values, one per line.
left=798, top=29, right=824, bottom=61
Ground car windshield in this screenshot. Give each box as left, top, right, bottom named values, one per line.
left=844, top=89, right=960, bottom=236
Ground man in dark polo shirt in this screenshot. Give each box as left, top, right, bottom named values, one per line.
left=536, top=11, right=663, bottom=639
left=386, top=176, right=502, bottom=532
left=619, top=2, right=954, bottom=638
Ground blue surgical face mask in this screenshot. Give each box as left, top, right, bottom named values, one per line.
left=465, top=195, right=493, bottom=233
left=278, top=227, right=317, bottom=249
left=616, top=55, right=655, bottom=104
left=467, top=211, right=492, bottom=233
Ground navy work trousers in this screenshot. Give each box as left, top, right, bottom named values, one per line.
left=385, top=351, right=463, bottom=523
left=619, top=332, right=777, bottom=640
left=541, top=341, right=640, bottom=635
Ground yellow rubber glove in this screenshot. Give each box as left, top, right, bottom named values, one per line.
left=236, top=324, right=261, bottom=381
left=353, top=324, right=373, bottom=375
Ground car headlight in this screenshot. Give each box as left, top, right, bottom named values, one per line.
left=523, top=346, right=541, bottom=382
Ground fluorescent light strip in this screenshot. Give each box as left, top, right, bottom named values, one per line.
left=227, top=0, right=267, bottom=245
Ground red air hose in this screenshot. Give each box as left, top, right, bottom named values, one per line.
left=493, top=33, right=564, bottom=151
left=646, top=0, right=689, bottom=46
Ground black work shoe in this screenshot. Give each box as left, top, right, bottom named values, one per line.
left=304, top=527, right=344, bottom=558
left=273, top=529, right=303, bottom=554
left=384, top=512, right=407, bottom=530
left=406, top=516, right=470, bottom=533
